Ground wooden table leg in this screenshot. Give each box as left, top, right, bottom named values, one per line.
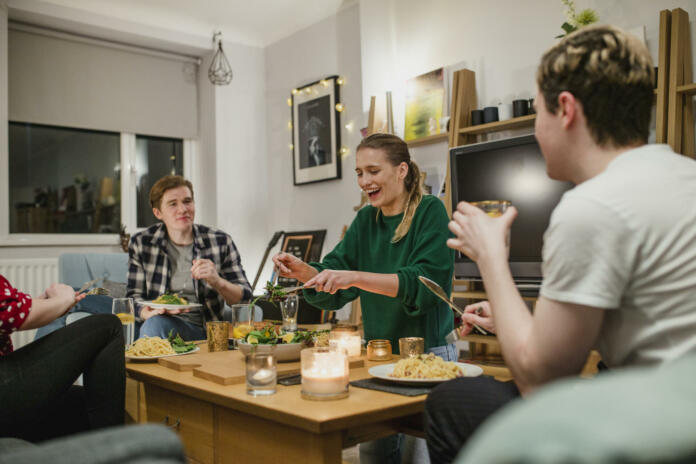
left=215, top=408, right=342, bottom=464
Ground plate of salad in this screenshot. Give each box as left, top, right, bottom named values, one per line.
left=138, top=292, right=203, bottom=311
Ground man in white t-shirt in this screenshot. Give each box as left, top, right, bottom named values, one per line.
left=425, top=24, right=696, bottom=464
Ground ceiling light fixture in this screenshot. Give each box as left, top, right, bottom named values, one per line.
left=208, top=32, right=233, bottom=85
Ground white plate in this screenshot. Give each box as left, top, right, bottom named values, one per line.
left=368, top=361, right=483, bottom=385
left=126, top=346, right=200, bottom=362
left=137, top=300, right=203, bottom=311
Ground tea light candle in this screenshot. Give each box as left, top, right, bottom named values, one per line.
left=367, top=339, right=392, bottom=361
left=301, top=347, right=349, bottom=400
left=329, top=328, right=361, bottom=357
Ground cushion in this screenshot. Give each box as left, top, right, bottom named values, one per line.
left=457, top=354, right=696, bottom=464
left=101, top=279, right=127, bottom=299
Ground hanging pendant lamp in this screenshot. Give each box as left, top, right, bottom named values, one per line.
left=208, top=32, right=233, bottom=85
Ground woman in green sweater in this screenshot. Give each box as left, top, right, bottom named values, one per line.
left=273, top=133, right=454, bottom=462
left=274, top=133, right=455, bottom=358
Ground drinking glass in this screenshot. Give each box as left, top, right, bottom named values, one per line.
left=280, top=294, right=299, bottom=332
left=206, top=321, right=229, bottom=352
left=230, top=304, right=253, bottom=327
left=112, top=298, right=135, bottom=348
left=471, top=200, right=512, bottom=250
left=246, top=353, right=277, bottom=396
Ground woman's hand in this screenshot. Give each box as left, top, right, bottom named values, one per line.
left=271, top=252, right=318, bottom=283
left=191, top=259, right=221, bottom=287
left=458, top=301, right=496, bottom=336
left=447, top=201, right=517, bottom=263
left=45, top=283, right=85, bottom=312
left=304, top=270, right=358, bottom=294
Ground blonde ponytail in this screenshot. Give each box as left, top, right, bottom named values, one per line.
left=391, top=159, right=423, bottom=243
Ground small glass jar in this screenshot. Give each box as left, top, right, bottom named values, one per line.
left=329, top=325, right=362, bottom=357
left=367, top=339, right=392, bottom=361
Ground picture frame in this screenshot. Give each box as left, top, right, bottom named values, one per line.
left=292, top=76, right=341, bottom=185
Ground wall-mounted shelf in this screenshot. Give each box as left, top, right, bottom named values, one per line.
left=677, top=83, right=696, bottom=96
left=406, top=132, right=449, bottom=147
left=458, top=114, right=536, bottom=136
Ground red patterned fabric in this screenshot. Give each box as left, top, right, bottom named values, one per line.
left=0, top=274, right=32, bottom=355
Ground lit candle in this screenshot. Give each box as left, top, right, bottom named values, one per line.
left=301, top=347, right=349, bottom=400
left=329, top=334, right=361, bottom=357
left=367, top=339, right=392, bottom=361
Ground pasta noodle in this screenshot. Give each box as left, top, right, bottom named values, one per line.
left=125, top=336, right=175, bottom=357
left=390, top=353, right=464, bottom=379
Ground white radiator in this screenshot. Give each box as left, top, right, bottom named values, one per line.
left=0, top=258, right=59, bottom=350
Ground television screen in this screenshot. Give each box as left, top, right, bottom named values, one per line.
left=450, top=134, right=573, bottom=281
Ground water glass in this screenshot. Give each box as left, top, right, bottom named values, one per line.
left=230, top=303, right=253, bottom=327
left=280, top=294, right=299, bottom=332
left=246, top=353, right=277, bottom=396
left=112, top=298, right=135, bottom=348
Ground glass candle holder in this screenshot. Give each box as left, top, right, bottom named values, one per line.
left=329, top=325, right=362, bottom=357
left=367, top=339, right=392, bottom=361
left=301, top=347, right=349, bottom=401
left=398, top=337, right=424, bottom=358
left=206, top=321, right=229, bottom=352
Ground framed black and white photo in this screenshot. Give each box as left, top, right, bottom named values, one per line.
left=292, top=76, right=341, bottom=185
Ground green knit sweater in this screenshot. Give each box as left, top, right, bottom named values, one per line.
left=304, top=195, right=454, bottom=352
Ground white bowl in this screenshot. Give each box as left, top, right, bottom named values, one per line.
left=237, top=341, right=305, bottom=362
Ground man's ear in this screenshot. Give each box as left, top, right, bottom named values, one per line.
left=557, top=91, right=578, bottom=130
left=153, top=208, right=163, bottom=220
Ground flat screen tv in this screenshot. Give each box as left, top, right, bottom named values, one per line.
left=449, top=134, right=574, bottom=282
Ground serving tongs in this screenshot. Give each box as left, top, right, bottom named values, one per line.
left=278, top=284, right=315, bottom=294
left=418, top=276, right=487, bottom=337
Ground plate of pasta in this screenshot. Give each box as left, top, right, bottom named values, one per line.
left=125, top=335, right=199, bottom=361
left=368, top=353, right=482, bottom=385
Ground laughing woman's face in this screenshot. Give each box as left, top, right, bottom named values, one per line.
left=355, top=147, right=408, bottom=216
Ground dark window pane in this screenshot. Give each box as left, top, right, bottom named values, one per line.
left=9, top=122, right=121, bottom=234
left=135, top=135, right=183, bottom=228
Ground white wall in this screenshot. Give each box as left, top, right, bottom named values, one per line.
left=359, top=0, right=696, bottom=177
left=214, top=40, right=269, bottom=288
left=260, top=3, right=363, bottom=287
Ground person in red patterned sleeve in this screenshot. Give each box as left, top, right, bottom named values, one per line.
left=0, top=275, right=126, bottom=442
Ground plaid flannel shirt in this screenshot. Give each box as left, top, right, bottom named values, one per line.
left=127, top=223, right=252, bottom=321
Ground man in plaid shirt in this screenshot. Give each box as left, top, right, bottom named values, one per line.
left=128, top=175, right=251, bottom=340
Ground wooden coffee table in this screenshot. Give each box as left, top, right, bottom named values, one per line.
left=126, top=347, right=428, bottom=464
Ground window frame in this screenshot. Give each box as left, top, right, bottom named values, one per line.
left=0, top=129, right=194, bottom=246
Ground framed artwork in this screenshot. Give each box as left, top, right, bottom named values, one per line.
left=292, top=76, right=341, bottom=185
left=404, top=68, right=447, bottom=141
left=278, top=234, right=314, bottom=287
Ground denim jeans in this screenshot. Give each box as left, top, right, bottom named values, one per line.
left=358, top=343, right=457, bottom=464
left=139, top=314, right=206, bottom=341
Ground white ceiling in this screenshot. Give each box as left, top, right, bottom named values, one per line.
left=8, top=0, right=352, bottom=49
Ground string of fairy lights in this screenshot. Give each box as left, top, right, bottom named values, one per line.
left=286, top=76, right=352, bottom=159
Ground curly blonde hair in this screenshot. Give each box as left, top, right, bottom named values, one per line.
left=537, top=24, right=654, bottom=148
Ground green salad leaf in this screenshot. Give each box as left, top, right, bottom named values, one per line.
left=167, top=330, right=197, bottom=353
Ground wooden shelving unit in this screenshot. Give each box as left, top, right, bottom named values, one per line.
left=677, top=83, right=696, bottom=96
left=458, top=114, right=536, bottom=136
left=406, top=132, right=449, bottom=147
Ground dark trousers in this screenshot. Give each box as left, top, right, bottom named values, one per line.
left=424, top=376, right=521, bottom=464
left=0, top=314, right=125, bottom=442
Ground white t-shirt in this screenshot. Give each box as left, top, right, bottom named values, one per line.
left=540, top=144, right=696, bottom=368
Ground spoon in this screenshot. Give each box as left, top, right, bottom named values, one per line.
left=418, top=276, right=488, bottom=335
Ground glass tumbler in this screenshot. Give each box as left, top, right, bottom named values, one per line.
left=280, top=294, right=299, bottom=332
left=112, top=298, right=135, bottom=348
left=246, top=353, right=277, bottom=396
